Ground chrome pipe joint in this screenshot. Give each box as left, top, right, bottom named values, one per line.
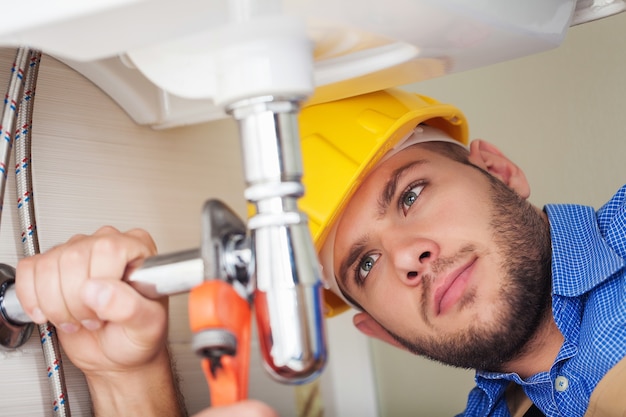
left=0, top=264, right=34, bottom=349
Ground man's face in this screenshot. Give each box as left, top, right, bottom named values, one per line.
left=332, top=143, right=551, bottom=371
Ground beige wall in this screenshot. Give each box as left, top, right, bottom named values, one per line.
left=370, top=12, right=626, bottom=417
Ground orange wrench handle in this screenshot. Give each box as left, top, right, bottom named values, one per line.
left=189, top=281, right=251, bottom=406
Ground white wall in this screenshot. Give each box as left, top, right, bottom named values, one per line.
left=370, top=12, right=626, bottom=417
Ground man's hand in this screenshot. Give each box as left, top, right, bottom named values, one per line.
left=16, top=226, right=184, bottom=416
left=16, top=226, right=165, bottom=374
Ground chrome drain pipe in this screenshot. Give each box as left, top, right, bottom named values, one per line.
left=228, top=96, right=327, bottom=384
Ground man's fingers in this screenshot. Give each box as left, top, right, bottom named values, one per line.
left=192, top=400, right=279, bottom=417
left=57, top=240, right=101, bottom=331
left=15, top=255, right=46, bottom=323
left=15, top=227, right=158, bottom=333
left=80, top=279, right=165, bottom=339
left=88, top=227, right=157, bottom=281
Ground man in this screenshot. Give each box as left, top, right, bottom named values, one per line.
left=299, top=89, right=625, bottom=417
left=16, top=88, right=625, bottom=416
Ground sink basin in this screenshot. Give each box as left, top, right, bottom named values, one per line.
left=0, top=0, right=613, bottom=128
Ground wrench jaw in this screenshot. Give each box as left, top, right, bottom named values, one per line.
left=189, top=280, right=252, bottom=406
left=193, top=199, right=253, bottom=405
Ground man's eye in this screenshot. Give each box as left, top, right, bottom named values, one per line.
left=400, top=183, right=425, bottom=214
left=356, top=253, right=380, bottom=284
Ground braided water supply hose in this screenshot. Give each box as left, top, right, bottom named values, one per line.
left=0, top=48, right=72, bottom=416
left=0, top=48, right=28, bottom=208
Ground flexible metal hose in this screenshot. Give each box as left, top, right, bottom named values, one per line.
left=0, top=48, right=28, bottom=214
left=15, top=50, right=42, bottom=257
left=3, top=48, right=71, bottom=416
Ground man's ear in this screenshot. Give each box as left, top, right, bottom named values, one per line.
left=467, top=139, right=530, bottom=199
left=353, top=312, right=406, bottom=350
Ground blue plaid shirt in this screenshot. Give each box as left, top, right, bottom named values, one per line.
left=458, top=185, right=626, bottom=417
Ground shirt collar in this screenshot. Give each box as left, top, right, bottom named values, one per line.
left=545, top=204, right=624, bottom=297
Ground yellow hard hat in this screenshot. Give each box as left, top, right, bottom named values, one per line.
left=298, top=88, right=469, bottom=317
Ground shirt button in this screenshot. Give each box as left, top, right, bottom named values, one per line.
left=555, top=376, right=569, bottom=392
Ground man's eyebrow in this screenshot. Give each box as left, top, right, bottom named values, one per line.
left=378, top=159, right=428, bottom=216
left=338, top=236, right=368, bottom=288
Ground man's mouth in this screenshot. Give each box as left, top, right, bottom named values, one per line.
left=432, top=258, right=477, bottom=316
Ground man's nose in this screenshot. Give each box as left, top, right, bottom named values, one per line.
left=384, top=233, right=438, bottom=285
